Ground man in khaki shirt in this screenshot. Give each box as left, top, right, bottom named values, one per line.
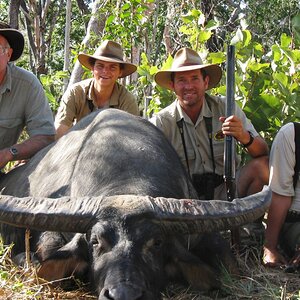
left=150, top=47, right=269, bottom=200
left=55, top=40, right=139, bottom=139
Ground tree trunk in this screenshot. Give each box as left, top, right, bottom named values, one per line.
left=68, top=0, right=106, bottom=87
left=75, top=0, right=90, bottom=29
left=9, top=0, right=22, bottom=29
left=63, top=0, right=72, bottom=91
left=19, top=0, right=63, bottom=77
left=163, top=0, right=175, bottom=55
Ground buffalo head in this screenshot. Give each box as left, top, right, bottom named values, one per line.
left=0, top=188, right=271, bottom=299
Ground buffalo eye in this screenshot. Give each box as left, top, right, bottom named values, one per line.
left=153, top=238, right=163, bottom=249
left=90, top=237, right=108, bottom=254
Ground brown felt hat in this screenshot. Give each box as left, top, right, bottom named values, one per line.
left=0, top=22, right=25, bottom=62
left=78, top=40, right=137, bottom=78
left=154, top=47, right=222, bottom=90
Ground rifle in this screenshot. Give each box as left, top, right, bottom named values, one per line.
left=224, top=45, right=240, bottom=251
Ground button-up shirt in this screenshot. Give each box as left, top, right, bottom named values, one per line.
left=0, top=63, right=55, bottom=150
left=55, top=78, right=139, bottom=127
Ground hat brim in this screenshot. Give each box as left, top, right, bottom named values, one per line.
left=0, top=29, right=24, bottom=61
left=154, top=64, right=222, bottom=90
left=78, top=53, right=137, bottom=78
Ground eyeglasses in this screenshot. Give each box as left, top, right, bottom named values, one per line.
left=0, top=45, right=9, bottom=55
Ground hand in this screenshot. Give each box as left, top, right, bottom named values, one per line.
left=0, top=148, right=12, bottom=170
left=262, top=246, right=288, bottom=267
left=219, top=115, right=249, bottom=144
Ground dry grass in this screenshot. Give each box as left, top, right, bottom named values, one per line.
left=0, top=241, right=299, bottom=300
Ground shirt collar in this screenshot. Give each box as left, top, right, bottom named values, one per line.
left=175, top=94, right=212, bottom=126
left=87, top=79, right=119, bottom=107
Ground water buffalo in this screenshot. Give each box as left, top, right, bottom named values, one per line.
left=0, top=109, right=271, bottom=300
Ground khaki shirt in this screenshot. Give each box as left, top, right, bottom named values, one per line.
left=0, top=63, right=55, bottom=150
left=150, top=94, right=258, bottom=177
left=55, top=78, right=139, bottom=127
left=269, top=122, right=300, bottom=212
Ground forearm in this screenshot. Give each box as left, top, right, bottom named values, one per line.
left=264, top=192, right=292, bottom=250
left=241, top=134, right=269, bottom=158
left=0, top=134, right=54, bottom=169
left=220, top=115, right=269, bottom=158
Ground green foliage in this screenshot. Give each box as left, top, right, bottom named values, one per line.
left=2, top=1, right=299, bottom=144
left=138, top=10, right=300, bottom=146
left=102, top=0, right=152, bottom=54
left=180, top=9, right=219, bottom=52
left=246, top=0, right=300, bottom=47
left=40, top=71, right=69, bottom=113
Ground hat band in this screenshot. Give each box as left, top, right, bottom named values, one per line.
left=97, top=52, right=123, bottom=61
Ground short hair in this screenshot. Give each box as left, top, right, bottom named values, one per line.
left=88, top=57, right=96, bottom=67
left=171, top=68, right=208, bottom=82
left=89, top=57, right=124, bottom=70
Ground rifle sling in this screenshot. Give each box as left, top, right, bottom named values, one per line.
left=293, top=122, right=300, bottom=189
left=176, top=117, right=216, bottom=176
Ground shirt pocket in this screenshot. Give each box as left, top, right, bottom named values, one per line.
left=178, top=145, right=195, bottom=165
left=0, top=118, right=23, bottom=148
left=213, top=139, right=224, bottom=159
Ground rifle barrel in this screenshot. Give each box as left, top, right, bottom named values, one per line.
left=224, top=45, right=236, bottom=201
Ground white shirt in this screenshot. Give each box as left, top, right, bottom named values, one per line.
left=269, top=122, right=300, bottom=212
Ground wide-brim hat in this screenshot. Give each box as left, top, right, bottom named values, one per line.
left=154, top=48, right=222, bottom=90
left=0, top=22, right=24, bottom=62
left=78, top=40, right=137, bottom=78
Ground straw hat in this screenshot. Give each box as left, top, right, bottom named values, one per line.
left=0, top=22, right=25, bottom=62
left=154, top=48, right=222, bottom=90
left=78, top=40, right=137, bottom=78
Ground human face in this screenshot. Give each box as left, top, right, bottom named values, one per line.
left=171, top=69, right=209, bottom=111
left=92, top=60, right=122, bottom=88
left=0, top=35, right=12, bottom=83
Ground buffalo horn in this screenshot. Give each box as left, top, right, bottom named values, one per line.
left=0, top=186, right=271, bottom=234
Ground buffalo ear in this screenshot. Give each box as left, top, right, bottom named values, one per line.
left=37, top=233, right=90, bottom=285
left=165, top=237, right=220, bottom=290
left=177, top=260, right=220, bottom=290
left=164, top=256, right=220, bottom=291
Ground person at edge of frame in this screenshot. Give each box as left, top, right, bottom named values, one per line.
left=0, top=22, right=55, bottom=171
left=263, top=122, right=300, bottom=272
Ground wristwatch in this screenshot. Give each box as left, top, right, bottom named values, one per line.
left=9, top=146, right=18, bottom=158
left=242, top=131, right=254, bottom=148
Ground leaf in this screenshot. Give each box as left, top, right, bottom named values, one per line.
left=199, top=30, right=212, bottom=43
left=242, top=30, right=252, bottom=47
left=106, top=15, right=115, bottom=26
left=121, top=3, right=131, bottom=11
left=205, top=19, right=219, bottom=30
left=248, top=61, right=270, bottom=72
left=273, top=72, right=289, bottom=94
left=160, top=54, right=173, bottom=70
left=208, top=52, right=225, bottom=64
left=280, top=33, right=292, bottom=48
left=271, top=45, right=281, bottom=62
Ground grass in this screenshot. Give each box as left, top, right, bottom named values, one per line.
left=0, top=239, right=299, bottom=299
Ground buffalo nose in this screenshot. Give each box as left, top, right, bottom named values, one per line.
left=100, top=284, right=143, bottom=300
